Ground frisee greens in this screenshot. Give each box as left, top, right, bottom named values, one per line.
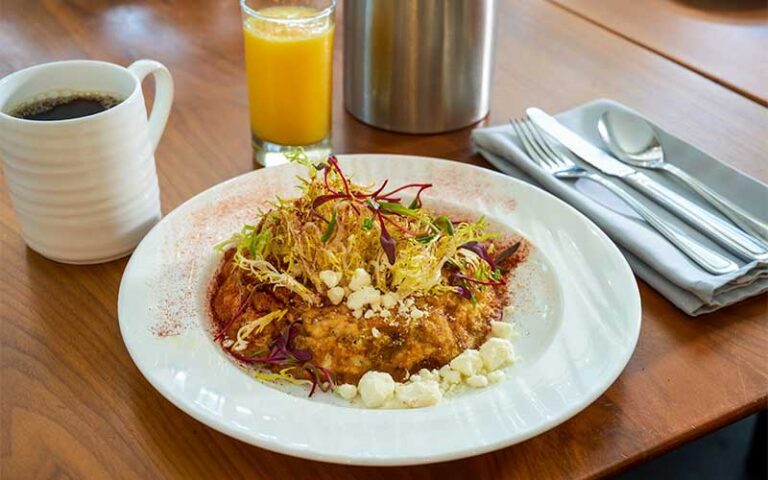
left=214, top=149, right=501, bottom=302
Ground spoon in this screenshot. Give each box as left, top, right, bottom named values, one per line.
left=598, top=108, right=768, bottom=242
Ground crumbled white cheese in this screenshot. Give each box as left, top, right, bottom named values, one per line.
left=466, top=374, right=489, bottom=388
left=395, top=380, right=443, bottom=407
left=381, top=396, right=406, bottom=409
left=490, top=320, right=516, bottom=340
left=381, top=292, right=398, bottom=309
left=379, top=309, right=391, bottom=318
left=358, top=371, right=395, bottom=408
left=346, top=286, right=381, bottom=311
left=327, top=286, right=345, bottom=305
left=487, top=370, right=505, bottom=383
left=319, top=270, right=342, bottom=289
left=418, top=368, right=440, bottom=382
left=442, top=369, right=462, bottom=384
left=345, top=313, right=519, bottom=408
left=232, top=341, right=248, bottom=351
left=335, top=383, right=357, bottom=401
left=397, top=297, right=425, bottom=319
left=222, top=339, right=234, bottom=348
left=439, top=365, right=462, bottom=384
left=364, top=309, right=376, bottom=319
left=450, top=349, right=483, bottom=376
left=348, top=268, right=372, bottom=292
left=479, top=337, right=515, bottom=371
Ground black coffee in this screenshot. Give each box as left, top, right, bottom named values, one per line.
left=8, top=92, right=124, bottom=121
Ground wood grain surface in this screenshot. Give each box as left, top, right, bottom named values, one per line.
left=1, top=0, right=767, bottom=479
left=548, top=0, right=768, bottom=105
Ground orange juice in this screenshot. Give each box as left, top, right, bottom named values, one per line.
left=243, top=6, right=334, bottom=146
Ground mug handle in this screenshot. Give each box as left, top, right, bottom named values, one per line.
left=127, top=59, right=174, bottom=152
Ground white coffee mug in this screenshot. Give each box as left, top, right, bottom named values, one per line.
left=0, top=59, right=173, bottom=264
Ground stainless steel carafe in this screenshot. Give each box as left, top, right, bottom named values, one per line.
left=343, top=0, right=497, bottom=134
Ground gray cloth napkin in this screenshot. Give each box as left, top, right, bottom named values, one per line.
left=472, top=98, right=768, bottom=316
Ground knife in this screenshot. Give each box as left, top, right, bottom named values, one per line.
left=526, top=108, right=768, bottom=262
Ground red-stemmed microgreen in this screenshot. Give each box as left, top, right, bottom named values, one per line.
left=453, top=282, right=472, bottom=300
left=378, top=211, right=423, bottom=237
left=459, top=241, right=496, bottom=270
left=368, top=179, right=389, bottom=199
left=494, top=241, right=521, bottom=266
left=451, top=272, right=504, bottom=287
left=310, top=156, right=434, bottom=263
left=447, top=241, right=523, bottom=301
left=377, top=183, right=431, bottom=205
left=214, top=287, right=257, bottom=341
left=377, top=215, right=397, bottom=264
left=228, top=321, right=334, bottom=397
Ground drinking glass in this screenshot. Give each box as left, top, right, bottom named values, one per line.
left=240, top=0, right=335, bottom=167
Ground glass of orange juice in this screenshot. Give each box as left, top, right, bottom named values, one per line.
left=240, top=0, right=335, bottom=167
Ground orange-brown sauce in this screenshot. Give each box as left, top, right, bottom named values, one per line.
left=208, top=239, right=529, bottom=384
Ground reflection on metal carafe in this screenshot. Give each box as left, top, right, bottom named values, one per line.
left=344, top=0, right=497, bottom=134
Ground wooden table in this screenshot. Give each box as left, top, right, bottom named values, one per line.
left=547, top=0, right=768, bottom=105
left=1, top=0, right=766, bottom=478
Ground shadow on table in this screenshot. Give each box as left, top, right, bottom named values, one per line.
left=617, top=411, right=766, bottom=480
left=673, top=0, right=766, bottom=11
left=669, top=0, right=767, bottom=24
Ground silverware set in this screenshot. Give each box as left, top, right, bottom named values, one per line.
left=511, top=108, right=768, bottom=275
left=597, top=109, right=768, bottom=240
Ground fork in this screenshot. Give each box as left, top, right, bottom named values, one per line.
left=510, top=118, right=739, bottom=275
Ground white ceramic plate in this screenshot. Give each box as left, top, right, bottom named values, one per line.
left=118, top=154, right=640, bottom=465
